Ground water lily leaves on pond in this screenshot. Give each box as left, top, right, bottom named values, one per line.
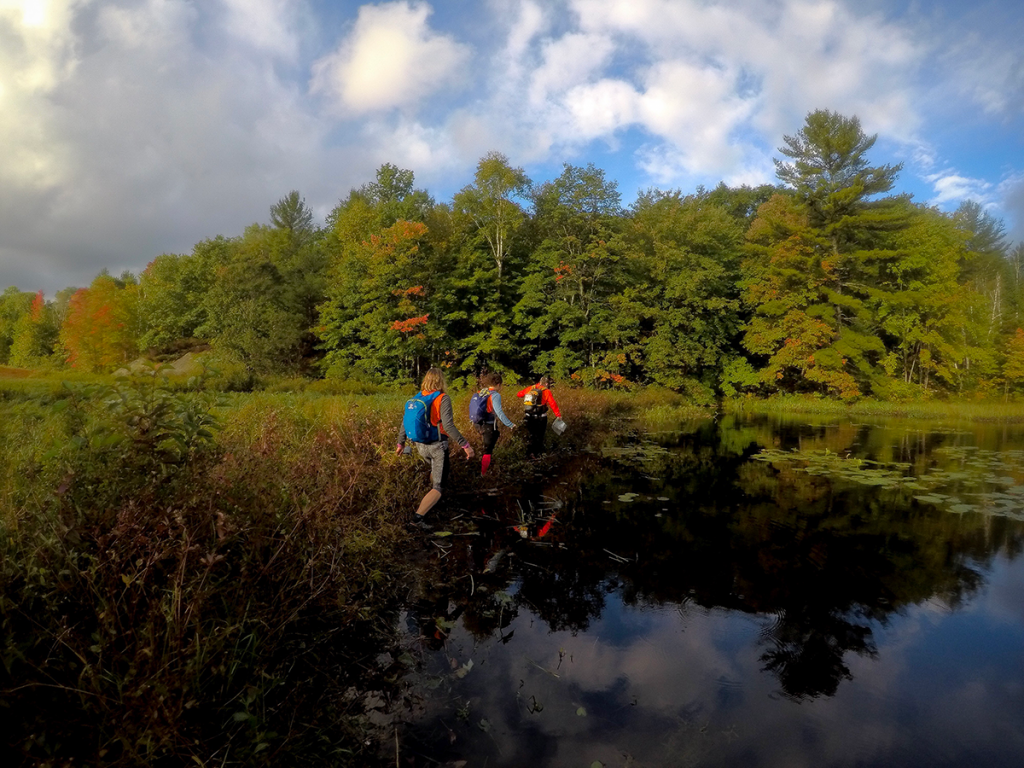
left=855, top=476, right=898, bottom=486
left=576, top=706, right=587, bottom=717
left=949, top=504, right=977, bottom=514
left=914, top=495, right=946, bottom=504
left=618, top=492, right=639, bottom=502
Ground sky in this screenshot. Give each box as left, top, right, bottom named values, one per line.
left=2, top=0, right=1023, bottom=295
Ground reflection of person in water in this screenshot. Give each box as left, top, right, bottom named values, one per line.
left=513, top=500, right=558, bottom=541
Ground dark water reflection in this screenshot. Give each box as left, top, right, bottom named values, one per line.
left=387, top=414, right=1024, bottom=767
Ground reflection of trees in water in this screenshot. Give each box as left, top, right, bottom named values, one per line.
left=402, top=421, right=1024, bottom=701
left=517, top=562, right=607, bottom=634
left=560, top=425, right=1021, bottom=699
left=760, top=608, right=876, bottom=699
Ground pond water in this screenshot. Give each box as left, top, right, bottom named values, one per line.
left=383, top=414, right=1024, bottom=768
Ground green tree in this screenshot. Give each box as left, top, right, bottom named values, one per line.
left=1002, top=327, right=1024, bottom=397
left=9, top=291, right=59, bottom=367
left=515, top=163, right=633, bottom=383
left=270, top=190, right=315, bottom=246
left=952, top=200, right=1011, bottom=348
left=741, top=194, right=862, bottom=398
left=137, top=243, right=225, bottom=351
left=742, top=110, right=910, bottom=397
left=318, top=220, right=445, bottom=380
left=453, top=152, right=531, bottom=286
left=197, top=228, right=306, bottom=373
left=0, top=287, right=35, bottom=364
left=873, top=202, right=985, bottom=394
left=630, top=189, right=745, bottom=396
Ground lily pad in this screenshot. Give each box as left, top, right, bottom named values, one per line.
left=949, top=504, right=977, bottom=514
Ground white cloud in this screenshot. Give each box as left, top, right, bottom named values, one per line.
left=924, top=170, right=993, bottom=207
left=310, top=1, right=471, bottom=115
left=0, top=0, right=83, bottom=191
left=563, top=78, right=638, bottom=140
left=561, top=0, right=921, bottom=165
left=504, top=0, right=546, bottom=64
left=0, top=0, right=368, bottom=293
left=97, top=0, right=196, bottom=51
left=529, top=32, right=615, bottom=105
left=221, top=0, right=299, bottom=60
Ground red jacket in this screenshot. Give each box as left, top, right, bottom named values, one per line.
left=516, top=384, right=561, bottom=418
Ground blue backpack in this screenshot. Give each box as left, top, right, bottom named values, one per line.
left=404, top=391, right=442, bottom=443
left=469, top=389, right=492, bottom=424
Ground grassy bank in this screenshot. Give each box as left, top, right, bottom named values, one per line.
left=725, top=394, right=1024, bottom=422
left=0, top=375, right=703, bottom=765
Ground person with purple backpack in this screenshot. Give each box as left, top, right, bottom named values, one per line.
left=469, top=371, right=517, bottom=476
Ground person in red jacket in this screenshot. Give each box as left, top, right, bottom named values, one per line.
left=516, top=376, right=562, bottom=456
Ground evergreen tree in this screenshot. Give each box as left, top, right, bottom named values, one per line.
left=744, top=110, right=910, bottom=397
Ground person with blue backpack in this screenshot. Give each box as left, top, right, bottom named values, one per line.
left=396, top=367, right=475, bottom=531
left=469, top=371, right=517, bottom=476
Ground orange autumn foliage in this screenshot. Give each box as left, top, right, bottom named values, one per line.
left=59, top=276, right=140, bottom=371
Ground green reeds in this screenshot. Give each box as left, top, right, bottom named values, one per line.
left=726, top=395, right=1024, bottom=422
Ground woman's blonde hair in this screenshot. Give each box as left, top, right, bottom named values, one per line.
left=421, top=367, right=447, bottom=393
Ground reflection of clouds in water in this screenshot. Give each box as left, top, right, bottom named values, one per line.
left=425, top=577, right=1024, bottom=767
left=981, top=553, right=1024, bottom=626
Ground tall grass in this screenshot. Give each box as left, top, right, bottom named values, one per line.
left=726, top=394, right=1024, bottom=422
left=0, top=375, right=711, bottom=764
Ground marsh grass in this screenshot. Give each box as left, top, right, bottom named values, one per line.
left=727, top=395, right=1024, bottom=422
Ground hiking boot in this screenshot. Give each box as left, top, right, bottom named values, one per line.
left=408, top=515, right=433, bottom=532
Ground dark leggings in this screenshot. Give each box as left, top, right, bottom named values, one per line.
left=476, top=421, right=500, bottom=454
left=524, top=414, right=547, bottom=455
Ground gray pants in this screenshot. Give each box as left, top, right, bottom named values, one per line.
left=414, top=440, right=450, bottom=492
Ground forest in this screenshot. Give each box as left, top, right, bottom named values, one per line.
left=3, top=109, right=1023, bottom=402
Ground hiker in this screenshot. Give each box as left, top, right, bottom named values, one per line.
left=396, top=367, right=475, bottom=531
left=516, top=376, right=562, bottom=456
left=469, top=371, right=517, bottom=476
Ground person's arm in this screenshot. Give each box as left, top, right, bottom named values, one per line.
left=543, top=390, right=562, bottom=419
left=438, top=394, right=472, bottom=452
left=396, top=420, right=407, bottom=454
left=516, top=385, right=531, bottom=398
left=490, top=391, right=515, bottom=428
